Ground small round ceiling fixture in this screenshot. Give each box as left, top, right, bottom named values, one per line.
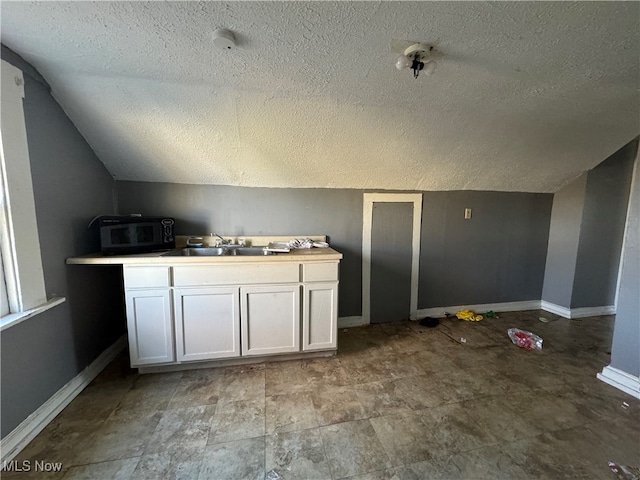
left=396, top=43, right=437, bottom=78
left=212, top=28, right=236, bottom=50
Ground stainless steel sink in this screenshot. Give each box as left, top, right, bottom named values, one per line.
left=162, top=246, right=273, bottom=257
left=226, top=247, right=273, bottom=256
left=162, top=247, right=228, bottom=257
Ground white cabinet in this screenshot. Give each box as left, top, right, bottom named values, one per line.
left=303, top=283, right=338, bottom=351
left=124, top=266, right=174, bottom=367
left=125, top=289, right=174, bottom=366
left=174, top=264, right=299, bottom=286
left=241, top=285, right=300, bottom=356
left=122, top=259, right=339, bottom=369
left=173, top=287, right=240, bottom=361
left=124, top=266, right=171, bottom=288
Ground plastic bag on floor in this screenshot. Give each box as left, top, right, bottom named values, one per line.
left=507, top=328, right=543, bottom=350
left=609, top=461, right=640, bottom=480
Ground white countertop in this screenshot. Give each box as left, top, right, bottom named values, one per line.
left=66, top=247, right=343, bottom=265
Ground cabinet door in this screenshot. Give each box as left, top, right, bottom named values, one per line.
left=125, top=289, right=174, bottom=366
left=240, top=285, right=300, bottom=356
left=303, top=283, right=338, bottom=351
left=174, top=287, right=240, bottom=361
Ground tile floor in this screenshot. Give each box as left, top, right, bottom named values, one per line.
left=4, top=310, right=639, bottom=479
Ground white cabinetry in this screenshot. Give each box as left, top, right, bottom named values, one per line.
left=174, top=287, right=240, bottom=361
left=125, top=288, right=174, bottom=366
left=123, top=259, right=339, bottom=369
left=241, top=285, right=300, bottom=356
left=124, top=266, right=174, bottom=367
left=303, top=283, right=338, bottom=351
left=302, top=263, right=338, bottom=352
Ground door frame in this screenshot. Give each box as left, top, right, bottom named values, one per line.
left=362, top=193, right=422, bottom=324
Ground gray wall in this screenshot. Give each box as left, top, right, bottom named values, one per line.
left=541, top=174, right=588, bottom=308
left=542, top=139, right=637, bottom=310
left=610, top=155, right=639, bottom=377
left=419, top=191, right=552, bottom=308
left=118, top=182, right=554, bottom=316
left=1, top=47, right=124, bottom=438
left=116, top=183, right=364, bottom=317
left=572, top=140, right=636, bottom=308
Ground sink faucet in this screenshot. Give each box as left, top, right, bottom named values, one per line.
left=212, top=233, right=246, bottom=247
left=212, top=233, right=229, bottom=246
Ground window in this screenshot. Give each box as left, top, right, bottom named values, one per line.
left=0, top=59, right=63, bottom=329
left=1, top=247, right=9, bottom=317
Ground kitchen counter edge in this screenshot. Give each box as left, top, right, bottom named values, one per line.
left=66, top=248, right=343, bottom=265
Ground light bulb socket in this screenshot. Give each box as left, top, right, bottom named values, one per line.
left=395, top=43, right=437, bottom=78
left=403, top=43, right=433, bottom=59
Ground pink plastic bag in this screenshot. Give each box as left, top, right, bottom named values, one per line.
left=507, top=328, right=543, bottom=350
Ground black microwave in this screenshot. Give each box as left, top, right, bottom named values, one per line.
left=97, top=215, right=175, bottom=255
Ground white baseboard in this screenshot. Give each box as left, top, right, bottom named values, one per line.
left=539, top=300, right=571, bottom=318
left=416, top=300, right=541, bottom=319
left=597, top=365, right=640, bottom=399
left=355, top=300, right=614, bottom=324
left=568, top=305, right=616, bottom=318
left=338, top=316, right=365, bottom=328
left=540, top=301, right=615, bottom=319
left=0, top=335, right=127, bottom=463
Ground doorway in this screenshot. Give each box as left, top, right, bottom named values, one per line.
left=362, top=193, right=422, bottom=324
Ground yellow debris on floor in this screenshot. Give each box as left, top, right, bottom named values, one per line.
left=456, top=309, right=484, bottom=321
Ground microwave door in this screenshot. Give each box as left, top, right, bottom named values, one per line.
left=132, top=223, right=161, bottom=245
left=101, top=222, right=163, bottom=253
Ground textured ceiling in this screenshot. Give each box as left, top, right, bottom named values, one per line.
left=1, top=1, right=639, bottom=192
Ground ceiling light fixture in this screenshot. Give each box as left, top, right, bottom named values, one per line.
left=396, top=43, right=437, bottom=78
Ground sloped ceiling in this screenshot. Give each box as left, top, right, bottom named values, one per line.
left=1, top=1, right=638, bottom=192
